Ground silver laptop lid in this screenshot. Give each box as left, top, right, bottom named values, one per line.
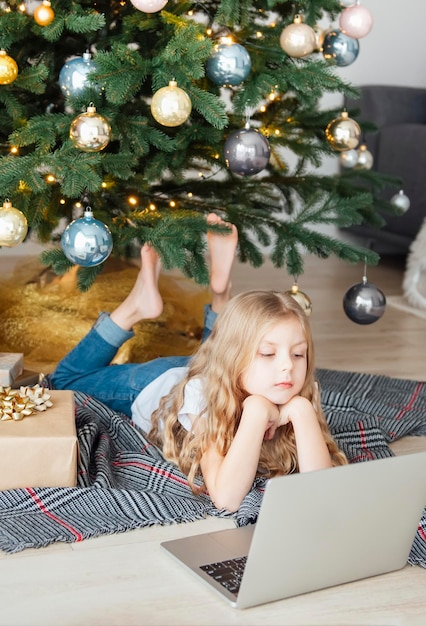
left=236, top=451, right=426, bottom=608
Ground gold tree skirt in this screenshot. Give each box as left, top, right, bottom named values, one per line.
left=0, top=256, right=210, bottom=375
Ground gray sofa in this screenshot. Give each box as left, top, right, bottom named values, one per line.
left=342, top=85, right=426, bottom=255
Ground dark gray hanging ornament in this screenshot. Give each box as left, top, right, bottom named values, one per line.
left=343, top=264, right=386, bottom=325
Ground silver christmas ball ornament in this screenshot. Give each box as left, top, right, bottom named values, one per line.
left=224, top=127, right=270, bottom=176
left=343, top=276, right=386, bottom=324
left=390, top=190, right=410, bottom=213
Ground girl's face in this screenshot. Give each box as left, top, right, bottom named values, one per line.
left=241, top=317, right=308, bottom=406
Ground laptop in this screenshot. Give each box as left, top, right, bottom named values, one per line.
left=161, top=451, right=426, bottom=609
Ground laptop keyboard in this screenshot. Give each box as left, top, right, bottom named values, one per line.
left=200, top=555, right=247, bottom=596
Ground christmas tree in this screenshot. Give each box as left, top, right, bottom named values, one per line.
left=0, top=0, right=399, bottom=291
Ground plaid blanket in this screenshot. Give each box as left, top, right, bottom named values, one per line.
left=0, top=368, right=425, bottom=566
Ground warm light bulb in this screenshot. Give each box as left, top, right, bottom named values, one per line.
left=60, top=198, right=66, bottom=205
left=260, top=105, right=267, bottom=112
left=206, top=28, right=212, bottom=36
left=169, top=200, right=176, bottom=208
left=149, top=203, right=156, bottom=211
left=187, top=192, right=193, bottom=198
left=10, top=146, right=18, bottom=155
left=128, top=196, right=138, bottom=206
left=45, top=174, right=56, bottom=183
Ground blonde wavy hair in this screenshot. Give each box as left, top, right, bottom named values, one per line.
left=149, top=290, right=347, bottom=493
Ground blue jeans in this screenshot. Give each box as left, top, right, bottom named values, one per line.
left=51, top=305, right=217, bottom=417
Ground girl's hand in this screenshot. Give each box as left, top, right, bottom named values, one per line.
left=243, top=394, right=280, bottom=440
left=278, top=395, right=314, bottom=426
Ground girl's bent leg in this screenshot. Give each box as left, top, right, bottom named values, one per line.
left=55, top=355, right=189, bottom=416
left=201, top=304, right=217, bottom=342
left=51, top=312, right=189, bottom=416
left=51, top=312, right=133, bottom=392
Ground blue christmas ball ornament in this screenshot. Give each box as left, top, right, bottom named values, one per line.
left=322, top=29, right=359, bottom=67
left=61, top=208, right=113, bottom=267
left=59, top=53, right=100, bottom=97
left=206, top=41, right=251, bottom=87
left=224, top=127, right=270, bottom=176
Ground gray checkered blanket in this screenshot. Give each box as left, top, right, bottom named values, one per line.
left=0, top=368, right=425, bottom=566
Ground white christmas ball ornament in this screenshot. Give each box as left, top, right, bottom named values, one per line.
left=0, top=200, right=28, bottom=247
left=391, top=190, right=410, bottom=212
left=355, top=144, right=373, bottom=170
left=339, top=3, right=373, bottom=39
left=280, top=14, right=317, bottom=58
left=339, top=149, right=358, bottom=168
left=130, top=0, right=168, bottom=13
left=340, top=0, right=357, bottom=6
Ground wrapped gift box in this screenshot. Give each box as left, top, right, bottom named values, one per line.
left=12, top=369, right=41, bottom=389
left=0, top=390, right=78, bottom=490
left=0, top=352, right=24, bottom=386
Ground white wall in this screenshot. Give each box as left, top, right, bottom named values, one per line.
left=335, top=0, right=426, bottom=90
left=315, top=0, right=426, bottom=231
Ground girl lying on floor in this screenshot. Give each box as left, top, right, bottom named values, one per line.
left=51, top=213, right=347, bottom=512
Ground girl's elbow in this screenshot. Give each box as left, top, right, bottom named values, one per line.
left=210, top=491, right=243, bottom=513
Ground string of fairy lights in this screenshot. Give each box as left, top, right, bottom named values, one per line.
left=0, top=1, right=406, bottom=324
left=1, top=0, right=375, bottom=187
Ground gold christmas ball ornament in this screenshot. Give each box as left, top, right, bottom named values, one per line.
left=325, top=111, right=361, bottom=152
left=151, top=80, right=192, bottom=127
left=34, top=0, right=55, bottom=26
left=0, top=200, right=28, bottom=247
left=285, top=284, right=313, bottom=316
left=70, top=104, right=111, bottom=152
left=279, top=14, right=317, bottom=58
left=0, top=50, right=18, bottom=85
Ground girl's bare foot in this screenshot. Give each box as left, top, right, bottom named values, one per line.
left=206, top=213, right=238, bottom=313
left=110, top=244, right=163, bottom=331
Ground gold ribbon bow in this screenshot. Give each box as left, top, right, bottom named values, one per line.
left=0, top=385, right=53, bottom=421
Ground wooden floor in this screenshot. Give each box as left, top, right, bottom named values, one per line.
left=231, top=254, right=426, bottom=381
left=0, top=251, right=425, bottom=625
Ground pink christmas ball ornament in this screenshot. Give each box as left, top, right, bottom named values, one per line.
left=130, top=0, right=168, bottom=13
left=339, top=3, right=373, bottom=39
